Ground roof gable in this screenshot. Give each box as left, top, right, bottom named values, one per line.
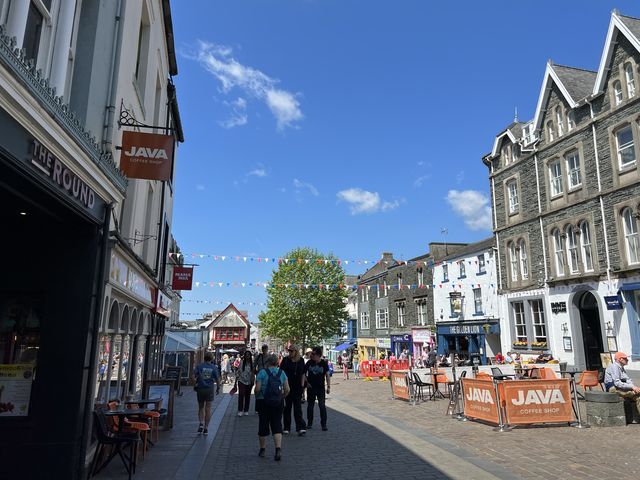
left=533, top=62, right=582, bottom=131
left=211, top=304, right=249, bottom=329
left=490, top=125, right=519, bottom=157
left=594, top=11, right=640, bottom=94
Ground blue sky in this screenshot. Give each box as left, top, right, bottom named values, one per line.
left=171, top=1, right=639, bottom=321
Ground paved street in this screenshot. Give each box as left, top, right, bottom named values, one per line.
left=96, top=378, right=640, bottom=480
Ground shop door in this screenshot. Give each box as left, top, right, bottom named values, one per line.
left=578, top=291, right=604, bottom=371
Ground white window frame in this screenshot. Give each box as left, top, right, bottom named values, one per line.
left=507, top=180, right=519, bottom=214
left=360, top=311, right=370, bottom=329
left=362, top=287, right=369, bottom=302
left=509, top=242, right=518, bottom=282
left=397, top=274, right=403, bottom=289
left=547, top=121, right=554, bottom=142
left=513, top=302, right=527, bottom=342
left=397, top=304, right=406, bottom=327
left=375, top=308, right=389, bottom=329
left=567, top=111, right=575, bottom=132
left=625, top=63, right=636, bottom=98
left=556, top=108, right=564, bottom=137
left=579, top=221, right=594, bottom=272
left=383, top=280, right=388, bottom=297
left=553, top=229, right=565, bottom=277
left=549, top=159, right=563, bottom=197
left=417, top=269, right=424, bottom=287
left=478, top=255, right=486, bottom=274
left=616, top=125, right=636, bottom=169
left=442, top=264, right=449, bottom=282
left=566, top=151, right=582, bottom=190
left=530, top=299, right=547, bottom=343
left=459, top=261, right=466, bottom=278
left=518, top=239, right=529, bottom=279
left=622, top=208, right=640, bottom=265
left=614, top=80, right=623, bottom=105
left=566, top=226, right=579, bottom=274
left=473, top=288, right=483, bottom=314
left=416, top=302, right=426, bottom=326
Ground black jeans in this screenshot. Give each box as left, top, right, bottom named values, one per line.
left=306, top=387, right=327, bottom=428
left=284, top=389, right=306, bottom=432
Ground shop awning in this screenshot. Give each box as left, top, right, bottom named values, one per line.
left=619, top=282, right=640, bottom=292
left=164, top=331, right=200, bottom=352
left=334, top=341, right=355, bottom=351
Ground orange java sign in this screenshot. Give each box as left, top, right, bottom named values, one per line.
left=120, top=131, right=174, bottom=181
left=390, top=370, right=410, bottom=400
left=501, top=379, right=574, bottom=425
left=461, top=377, right=499, bottom=424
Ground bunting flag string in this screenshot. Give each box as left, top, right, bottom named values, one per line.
left=170, top=252, right=491, bottom=268
left=189, top=281, right=496, bottom=291
left=182, top=299, right=267, bottom=306
left=180, top=312, right=257, bottom=318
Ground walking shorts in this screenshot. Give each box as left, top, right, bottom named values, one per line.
left=258, top=403, right=284, bottom=436
left=196, top=386, right=214, bottom=403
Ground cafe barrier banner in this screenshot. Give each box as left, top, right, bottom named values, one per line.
left=461, top=377, right=500, bottom=424
left=0, top=364, right=34, bottom=416
left=501, top=379, right=574, bottom=425
left=120, top=131, right=175, bottom=181
left=390, top=370, right=411, bottom=401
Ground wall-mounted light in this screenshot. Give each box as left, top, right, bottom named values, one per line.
left=606, top=321, right=613, bottom=335
left=19, top=211, right=27, bottom=216
left=561, top=323, right=568, bottom=333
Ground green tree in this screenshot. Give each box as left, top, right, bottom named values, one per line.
left=259, top=247, right=348, bottom=349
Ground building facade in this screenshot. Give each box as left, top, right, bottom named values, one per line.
left=485, top=10, right=640, bottom=371
left=432, top=238, right=501, bottom=365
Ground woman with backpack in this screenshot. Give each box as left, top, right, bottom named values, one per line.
left=236, top=350, right=255, bottom=416
left=254, top=354, right=290, bottom=461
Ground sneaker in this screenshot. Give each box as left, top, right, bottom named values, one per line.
left=274, top=449, right=281, bottom=461
left=321, top=426, right=328, bottom=431
left=283, top=430, right=290, bottom=435
left=244, top=411, right=249, bottom=416
left=237, top=412, right=243, bottom=417
left=203, top=428, right=208, bottom=435
left=306, top=424, right=312, bottom=429
left=197, top=424, right=204, bottom=434
left=298, top=430, right=306, bottom=436
left=258, top=448, right=266, bottom=457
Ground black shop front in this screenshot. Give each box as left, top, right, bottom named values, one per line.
left=0, top=106, right=111, bottom=478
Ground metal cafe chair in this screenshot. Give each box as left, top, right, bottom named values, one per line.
left=412, top=371, right=434, bottom=401
left=91, top=410, right=140, bottom=480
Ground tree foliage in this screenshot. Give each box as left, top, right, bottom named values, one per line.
left=259, top=247, right=348, bottom=349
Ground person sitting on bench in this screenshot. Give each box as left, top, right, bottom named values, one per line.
left=604, top=351, right=640, bottom=423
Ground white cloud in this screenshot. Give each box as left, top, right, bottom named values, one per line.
left=336, top=188, right=402, bottom=215
left=414, top=175, right=431, bottom=188
left=293, top=178, right=319, bottom=196
left=192, top=41, right=303, bottom=130
left=446, top=190, right=493, bottom=231
left=456, top=171, right=465, bottom=184
left=196, top=184, right=206, bottom=191
left=247, top=166, right=267, bottom=178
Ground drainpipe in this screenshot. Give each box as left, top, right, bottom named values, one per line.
left=534, top=151, right=549, bottom=283
left=103, top=0, right=125, bottom=152
left=78, top=203, right=113, bottom=478
left=488, top=162, right=503, bottom=291
left=587, top=99, right=612, bottom=286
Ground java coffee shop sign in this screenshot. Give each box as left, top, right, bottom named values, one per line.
left=120, top=131, right=175, bottom=181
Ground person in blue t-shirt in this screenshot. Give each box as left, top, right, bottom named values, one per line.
left=255, top=354, right=290, bottom=461
left=192, top=353, right=221, bottom=435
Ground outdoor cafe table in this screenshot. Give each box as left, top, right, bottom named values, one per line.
left=104, top=408, right=148, bottom=421
left=124, top=398, right=162, bottom=409
left=491, top=373, right=516, bottom=380
left=427, top=370, right=446, bottom=400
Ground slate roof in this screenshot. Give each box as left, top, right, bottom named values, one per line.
left=441, top=237, right=495, bottom=262
left=553, top=64, right=597, bottom=102
left=619, top=14, right=640, bottom=42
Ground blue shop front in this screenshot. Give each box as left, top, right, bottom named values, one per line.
left=390, top=334, right=413, bottom=357
left=436, top=321, right=500, bottom=365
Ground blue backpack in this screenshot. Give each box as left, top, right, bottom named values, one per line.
left=264, top=368, right=284, bottom=407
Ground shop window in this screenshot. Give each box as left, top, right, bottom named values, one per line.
left=360, top=311, right=369, bottom=329
left=397, top=305, right=406, bottom=327
left=530, top=299, right=547, bottom=343
left=0, top=294, right=41, bottom=416
left=512, top=301, right=527, bottom=342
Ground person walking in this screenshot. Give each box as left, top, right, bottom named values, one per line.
left=236, top=350, right=255, bottom=416
left=341, top=350, right=350, bottom=380
left=192, top=352, right=221, bottom=435
left=255, top=354, right=289, bottom=461
left=304, top=346, right=330, bottom=431
left=254, top=344, right=269, bottom=374
left=352, top=349, right=360, bottom=379
left=280, top=344, right=307, bottom=436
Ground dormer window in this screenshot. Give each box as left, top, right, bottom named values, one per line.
left=567, top=111, right=575, bottom=132
left=547, top=121, right=554, bottom=142
left=614, top=80, right=623, bottom=105
left=625, top=63, right=636, bottom=99
left=556, top=107, right=564, bottom=137
left=502, top=145, right=511, bottom=165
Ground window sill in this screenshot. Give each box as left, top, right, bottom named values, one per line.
left=567, top=185, right=582, bottom=193
left=442, top=280, right=449, bottom=283
left=458, top=275, right=466, bottom=280
left=472, top=312, right=485, bottom=316
left=477, top=271, right=486, bottom=276
left=618, top=162, right=637, bottom=174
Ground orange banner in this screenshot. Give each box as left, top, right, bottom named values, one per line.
left=120, top=131, right=175, bottom=181
left=461, top=377, right=499, bottom=424
left=390, top=370, right=410, bottom=400
left=501, top=379, right=574, bottom=425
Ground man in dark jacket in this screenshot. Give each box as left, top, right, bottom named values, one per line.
left=280, top=344, right=307, bottom=436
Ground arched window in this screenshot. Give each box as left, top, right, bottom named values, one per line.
left=565, top=225, right=579, bottom=273
left=567, top=111, right=575, bottom=131
left=508, top=242, right=518, bottom=282
left=553, top=229, right=565, bottom=276
left=614, top=80, right=623, bottom=105
left=580, top=221, right=594, bottom=272
left=547, top=121, right=554, bottom=142
left=556, top=107, right=564, bottom=137
left=518, top=239, right=529, bottom=279
left=625, top=63, right=636, bottom=98
left=622, top=207, right=640, bottom=264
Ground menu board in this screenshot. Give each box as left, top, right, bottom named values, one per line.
left=0, top=364, right=35, bottom=417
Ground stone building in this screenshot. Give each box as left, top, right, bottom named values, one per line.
left=484, top=10, right=640, bottom=371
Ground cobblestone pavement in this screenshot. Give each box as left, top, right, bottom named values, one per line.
left=96, top=378, right=640, bottom=480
